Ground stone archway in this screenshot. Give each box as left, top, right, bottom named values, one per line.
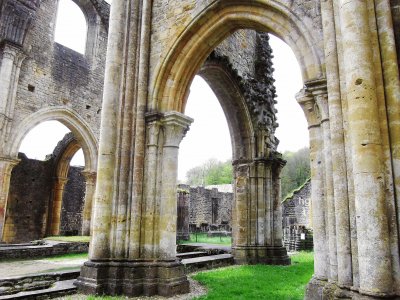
left=0, top=107, right=98, bottom=242
left=77, top=0, right=400, bottom=298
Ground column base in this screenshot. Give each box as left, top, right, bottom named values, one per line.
left=305, top=277, right=398, bottom=299
left=232, top=245, right=291, bottom=265
left=75, top=259, right=190, bottom=297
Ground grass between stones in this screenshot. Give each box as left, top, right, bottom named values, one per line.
left=192, top=251, right=314, bottom=300
left=44, top=252, right=89, bottom=261
left=178, top=233, right=232, bottom=245
left=44, top=236, right=91, bottom=243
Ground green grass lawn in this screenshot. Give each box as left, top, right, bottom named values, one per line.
left=44, top=252, right=89, bottom=261
left=192, top=251, right=314, bottom=300
left=58, top=252, right=314, bottom=300
left=44, top=236, right=91, bottom=243
left=178, top=233, right=232, bottom=245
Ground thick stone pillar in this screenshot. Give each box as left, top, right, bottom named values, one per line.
left=48, top=177, right=68, bottom=236
left=81, top=171, right=96, bottom=236
left=76, top=112, right=191, bottom=297
left=339, top=0, right=394, bottom=296
left=0, top=157, right=19, bottom=242
left=232, top=131, right=290, bottom=265
left=320, top=0, right=353, bottom=289
left=297, top=89, right=328, bottom=281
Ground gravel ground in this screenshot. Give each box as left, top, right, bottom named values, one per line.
left=54, top=277, right=207, bottom=300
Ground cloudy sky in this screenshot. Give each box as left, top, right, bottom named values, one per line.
left=20, top=0, right=308, bottom=181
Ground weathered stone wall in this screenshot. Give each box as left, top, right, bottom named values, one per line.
left=12, top=0, right=108, bottom=136
left=390, top=0, right=400, bottom=69
left=6, top=153, right=53, bottom=243
left=282, top=180, right=313, bottom=252
left=5, top=153, right=85, bottom=242
left=282, top=180, right=312, bottom=228
left=60, top=166, right=85, bottom=236
left=178, top=185, right=233, bottom=231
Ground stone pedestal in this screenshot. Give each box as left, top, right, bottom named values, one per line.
left=233, top=246, right=290, bottom=265
left=75, top=260, right=189, bottom=297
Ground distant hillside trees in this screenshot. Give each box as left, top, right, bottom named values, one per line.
left=184, top=147, right=310, bottom=199
left=185, top=159, right=233, bottom=186
left=281, top=147, right=310, bottom=199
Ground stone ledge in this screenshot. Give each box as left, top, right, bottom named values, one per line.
left=75, top=260, right=189, bottom=297
left=232, top=245, right=291, bottom=265
left=305, top=277, right=399, bottom=300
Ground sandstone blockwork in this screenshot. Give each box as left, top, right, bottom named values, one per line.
left=282, top=180, right=313, bottom=252
left=177, top=184, right=233, bottom=240
left=1, top=0, right=400, bottom=299
left=5, top=133, right=86, bottom=243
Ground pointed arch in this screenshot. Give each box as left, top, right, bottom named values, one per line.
left=150, top=1, right=324, bottom=113
left=8, top=107, right=98, bottom=172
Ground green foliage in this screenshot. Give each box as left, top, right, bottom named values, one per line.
left=193, top=251, right=314, bottom=300
left=281, top=147, right=310, bottom=199
left=186, top=159, right=233, bottom=186
left=178, top=233, right=232, bottom=245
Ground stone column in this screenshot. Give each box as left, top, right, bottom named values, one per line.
left=320, top=0, right=353, bottom=288
left=81, top=171, right=96, bottom=236
left=0, top=157, right=19, bottom=242
left=48, top=177, right=68, bottom=236
left=314, top=88, right=338, bottom=283
left=339, top=0, right=393, bottom=296
left=158, top=112, right=192, bottom=259
left=271, top=157, right=286, bottom=246
left=0, top=43, right=26, bottom=148
left=297, top=89, right=328, bottom=281
left=232, top=129, right=290, bottom=265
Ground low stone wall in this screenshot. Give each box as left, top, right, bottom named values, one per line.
left=0, top=241, right=89, bottom=259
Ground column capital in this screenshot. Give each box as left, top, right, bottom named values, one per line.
left=1, top=42, right=26, bottom=63
left=54, top=176, right=69, bottom=186
left=296, top=89, right=321, bottom=128
left=161, top=111, right=193, bottom=148
left=81, top=170, right=97, bottom=184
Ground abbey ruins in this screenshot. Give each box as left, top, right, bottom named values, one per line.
left=0, top=0, right=400, bottom=299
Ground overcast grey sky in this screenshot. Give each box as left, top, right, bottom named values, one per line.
left=19, top=0, right=308, bottom=181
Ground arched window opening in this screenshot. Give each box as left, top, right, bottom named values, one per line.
left=3, top=120, right=89, bottom=243
left=71, top=149, right=84, bottom=166
left=19, top=121, right=70, bottom=160
left=177, top=75, right=233, bottom=244
left=54, top=0, right=88, bottom=54
left=179, top=76, right=232, bottom=184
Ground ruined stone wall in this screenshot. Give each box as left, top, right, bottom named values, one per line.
left=6, top=153, right=53, bottom=243
left=282, top=180, right=313, bottom=251
left=60, top=166, right=85, bottom=236
left=282, top=180, right=312, bottom=228
left=5, top=153, right=85, bottom=242
left=10, top=0, right=109, bottom=139
left=179, top=185, right=233, bottom=230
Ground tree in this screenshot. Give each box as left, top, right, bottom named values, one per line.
left=185, top=159, right=233, bottom=186
left=281, top=147, right=310, bottom=199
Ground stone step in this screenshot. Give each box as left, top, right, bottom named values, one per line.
left=176, top=251, right=208, bottom=259
left=0, top=279, right=76, bottom=299
left=0, top=270, right=80, bottom=297
left=182, top=254, right=234, bottom=273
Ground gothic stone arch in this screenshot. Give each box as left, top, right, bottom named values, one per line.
left=76, top=0, right=321, bottom=297
left=76, top=0, right=400, bottom=299
left=0, top=0, right=107, bottom=241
